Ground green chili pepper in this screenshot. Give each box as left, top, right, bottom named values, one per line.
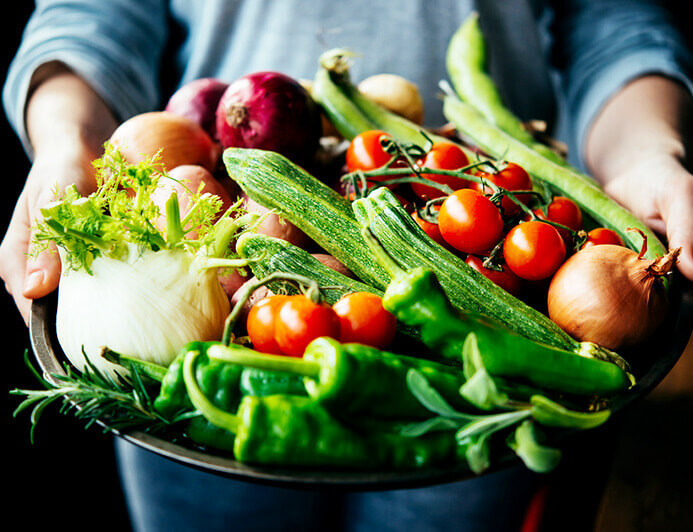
left=359, top=229, right=633, bottom=396
left=153, top=342, right=243, bottom=418
left=183, top=348, right=457, bottom=468
left=206, top=338, right=471, bottom=420
left=239, top=367, right=308, bottom=397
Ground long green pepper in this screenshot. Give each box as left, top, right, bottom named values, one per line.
left=206, top=338, right=471, bottom=419
left=183, top=348, right=457, bottom=468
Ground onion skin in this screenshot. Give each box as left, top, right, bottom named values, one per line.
left=215, top=72, right=322, bottom=165
left=109, top=111, right=219, bottom=172
left=241, top=193, right=310, bottom=248
left=165, top=78, right=229, bottom=140
left=547, top=244, right=679, bottom=350
left=150, top=164, right=233, bottom=239
left=357, top=73, right=425, bottom=125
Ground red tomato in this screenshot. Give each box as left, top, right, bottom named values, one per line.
left=274, top=295, right=341, bottom=357
left=581, top=227, right=625, bottom=249
left=532, top=196, right=583, bottom=245
left=438, top=189, right=504, bottom=254
left=411, top=206, right=445, bottom=245
left=346, top=130, right=393, bottom=173
left=332, top=292, right=397, bottom=349
left=246, top=295, right=289, bottom=354
left=471, top=162, right=532, bottom=216
left=464, top=255, right=523, bottom=296
left=411, top=142, right=470, bottom=200
left=503, top=221, right=566, bottom=280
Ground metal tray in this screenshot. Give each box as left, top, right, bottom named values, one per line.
left=29, top=278, right=693, bottom=490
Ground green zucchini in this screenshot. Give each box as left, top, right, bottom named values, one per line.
left=442, top=96, right=667, bottom=259
left=313, top=49, right=457, bottom=148
left=222, top=148, right=389, bottom=289
left=353, top=186, right=579, bottom=351
left=445, top=12, right=568, bottom=166
left=235, top=232, right=383, bottom=304
left=312, top=55, right=379, bottom=140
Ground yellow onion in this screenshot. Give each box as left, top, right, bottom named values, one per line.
left=357, top=73, right=425, bottom=125
left=109, top=111, right=220, bottom=172
left=547, top=239, right=681, bottom=350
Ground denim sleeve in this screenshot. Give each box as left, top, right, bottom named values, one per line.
left=550, top=0, right=693, bottom=169
left=2, top=0, right=168, bottom=158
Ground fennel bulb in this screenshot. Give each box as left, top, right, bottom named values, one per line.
left=32, top=146, right=255, bottom=375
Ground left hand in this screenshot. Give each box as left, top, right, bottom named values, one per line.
left=584, top=75, right=693, bottom=281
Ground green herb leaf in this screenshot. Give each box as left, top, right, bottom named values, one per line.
left=530, top=395, right=611, bottom=429
left=508, top=420, right=562, bottom=473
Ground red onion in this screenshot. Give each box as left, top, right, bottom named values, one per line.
left=165, top=78, right=229, bottom=140
left=215, top=72, right=322, bottom=165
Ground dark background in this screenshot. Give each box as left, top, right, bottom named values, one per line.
left=1, top=6, right=131, bottom=530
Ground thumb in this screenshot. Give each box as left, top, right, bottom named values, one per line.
left=662, top=181, right=693, bottom=281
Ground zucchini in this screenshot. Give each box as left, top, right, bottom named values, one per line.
left=312, top=56, right=379, bottom=140
left=445, top=12, right=568, bottom=166
left=313, top=49, right=457, bottom=148
left=442, top=96, right=667, bottom=259
left=235, top=232, right=383, bottom=304
left=353, top=186, right=579, bottom=351
left=222, top=148, right=389, bottom=289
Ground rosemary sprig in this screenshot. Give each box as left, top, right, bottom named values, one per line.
left=11, top=350, right=182, bottom=443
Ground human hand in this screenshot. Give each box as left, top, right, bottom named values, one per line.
left=599, top=151, right=693, bottom=280
left=585, top=75, right=693, bottom=281
left=0, top=68, right=117, bottom=324
left=0, top=145, right=99, bottom=323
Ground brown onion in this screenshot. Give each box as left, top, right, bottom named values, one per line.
left=109, top=111, right=220, bottom=172
left=357, top=73, right=425, bottom=125
left=547, top=235, right=681, bottom=350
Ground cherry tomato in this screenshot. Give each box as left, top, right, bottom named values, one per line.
left=411, top=205, right=445, bottom=245
left=464, top=255, right=523, bottom=296
left=581, top=227, right=625, bottom=249
left=332, top=292, right=397, bottom=349
left=503, top=221, right=566, bottom=280
left=530, top=196, right=583, bottom=249
left=471, top=162, right=532, bottom=216
left=411, top=142, right=470, bottom=200
left=533, top=194, right=582, bottom=233
left=246, top=295, right=289, bottom=354
left=346, top=130, right=393, bottom=174
left=274, top=295, right=341, bottom=357
left=438, top=189, right=504, bottom=254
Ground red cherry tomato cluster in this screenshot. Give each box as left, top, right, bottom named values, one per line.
left=247, top=291, right=396, bottom=357
left=344, top=130, right=627, bottom=295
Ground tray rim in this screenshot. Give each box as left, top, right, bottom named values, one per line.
left=28, top=277, right=693, bottom=490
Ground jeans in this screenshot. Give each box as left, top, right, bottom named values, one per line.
left=115, top=438, right=544, bottom=532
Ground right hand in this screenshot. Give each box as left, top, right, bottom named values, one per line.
left=0, top=144, right=99, bottom=324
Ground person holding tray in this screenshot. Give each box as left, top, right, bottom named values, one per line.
left=2, top=1, right=691, bottom=531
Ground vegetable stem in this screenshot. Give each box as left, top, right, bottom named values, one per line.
left=207, top=344, right=321, bottom=378
left=182, top=349, right=240, bottom=434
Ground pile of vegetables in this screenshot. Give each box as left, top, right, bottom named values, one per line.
left=12, top=12, right=682, bottom=478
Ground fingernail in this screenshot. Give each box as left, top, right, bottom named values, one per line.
left=23, top=270, right=45, bottom=295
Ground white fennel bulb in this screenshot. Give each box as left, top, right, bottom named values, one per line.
left=56, top=245, right=230, bottom=374
left=33, top=145, right=256, bottom=376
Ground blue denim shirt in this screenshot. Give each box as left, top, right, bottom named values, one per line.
left=3, top=0, right=692, bottom=169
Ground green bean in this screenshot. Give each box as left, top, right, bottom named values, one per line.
left=446, top=12, right=568, bottom=166
left=442, top=95, right=667, bottom=259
